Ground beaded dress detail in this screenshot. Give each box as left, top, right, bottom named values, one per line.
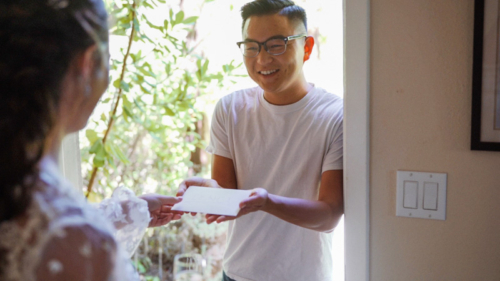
left=0, top=162, right=150, bottom=280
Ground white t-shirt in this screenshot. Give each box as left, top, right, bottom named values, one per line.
left=207, top=85, right=343, bottom=281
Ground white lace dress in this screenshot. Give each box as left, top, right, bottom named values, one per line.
left=0, top=163, right=150, bottom=281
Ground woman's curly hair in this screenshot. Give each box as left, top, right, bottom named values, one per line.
left=0, top=0, right=108, bottom=222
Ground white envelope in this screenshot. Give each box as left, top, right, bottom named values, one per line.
left=171, top=186, right=252, bottom=216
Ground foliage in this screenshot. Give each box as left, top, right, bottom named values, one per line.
left=133, top=214, right=228, bottom=280
left=80, top=0, right=242, bottom=279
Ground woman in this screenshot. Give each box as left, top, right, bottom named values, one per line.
left=0, top=0, right=182, bottom=280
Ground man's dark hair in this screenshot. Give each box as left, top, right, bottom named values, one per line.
left=241, top=0, right=307, bottom=32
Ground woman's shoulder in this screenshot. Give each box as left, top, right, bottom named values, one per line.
left=0, top=172, right=122, bottom=281
left=36, top=167, right=113, bottom=230
left=35, top=223, right=118, bottom=281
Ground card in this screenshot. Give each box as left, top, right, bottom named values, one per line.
left=171, top=186, right=252, bottom=216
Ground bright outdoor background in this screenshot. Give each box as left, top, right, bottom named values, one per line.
left=80, top=0, right=343, bottom=280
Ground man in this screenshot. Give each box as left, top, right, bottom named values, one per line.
left=178, top=1, right=343, bottom=280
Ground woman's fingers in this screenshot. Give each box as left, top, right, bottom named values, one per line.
left=177, top=181, right=188, bottom=196
left=158, top=195, right=182, bottom=205
left=206, top=214, right=220, bottom=224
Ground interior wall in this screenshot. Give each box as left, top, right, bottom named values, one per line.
left=370, top=1, right=500, bottom=280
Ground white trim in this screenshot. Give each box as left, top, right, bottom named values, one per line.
left=343, top=0, right=370, bottom=280
left=59, top=133, right=83, bottom=192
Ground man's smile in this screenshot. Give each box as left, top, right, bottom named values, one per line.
left=258, top=69, right=279, bottom=75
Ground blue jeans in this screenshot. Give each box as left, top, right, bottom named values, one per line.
left=222, top=271, right=236, bottom=281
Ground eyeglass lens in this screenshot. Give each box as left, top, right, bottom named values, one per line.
left=239, top=38, right=287, bottom=57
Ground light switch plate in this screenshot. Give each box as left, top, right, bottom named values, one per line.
left=396, top=171, right=447, bottom=220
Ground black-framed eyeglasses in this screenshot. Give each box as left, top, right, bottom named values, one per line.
left=236, top=34, right=307, bottom=58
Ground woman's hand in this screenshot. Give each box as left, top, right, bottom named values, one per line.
left=139, top=194, right=183, bottom=227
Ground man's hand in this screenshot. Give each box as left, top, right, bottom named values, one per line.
left=210, top=170, right=345, bottom=232
left=139, top=194, right=183, bottom=227
left=206, top=188, right=268, bottom=224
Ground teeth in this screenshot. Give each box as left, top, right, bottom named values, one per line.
left=260, top=69, right=278, bottom=75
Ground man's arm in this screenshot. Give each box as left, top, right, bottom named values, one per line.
left=211, top=154, right=238, bottom=190
left=210, top=154, right=344, bottom=233
left=262, top=170, right=344, bottom=232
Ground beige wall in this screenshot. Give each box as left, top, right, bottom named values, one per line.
left=370, top=0, right=500, bottom=280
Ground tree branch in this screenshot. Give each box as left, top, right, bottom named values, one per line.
left=86, top=0, right=137, bottom=198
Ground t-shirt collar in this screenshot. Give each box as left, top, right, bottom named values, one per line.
left=258, top=83, right=316, bottom=114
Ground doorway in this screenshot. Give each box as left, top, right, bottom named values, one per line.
left=61, top=0, right=370, bottom=280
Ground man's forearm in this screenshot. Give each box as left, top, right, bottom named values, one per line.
left=262, top=194, right=343, bottom=233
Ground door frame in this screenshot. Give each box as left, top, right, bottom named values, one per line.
left=62, top=0, right=371, bottom=279
left=343, top=0, right=370, bottom=280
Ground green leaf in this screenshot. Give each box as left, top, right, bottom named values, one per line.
left=196, top=69, right=201, bottom=81
left=143, top=2, right=154, bottom=9
left=123, top=110, right=130, bottom=123
left=202, top=59, right=209, bottom=77
left=93, top=157, right=105, bottom=167
left=177, top=100, right=191, bottom=111
left=196, top=58, right=202, bottom=72
left=95, top=145, right=106, bottom=161
left=106, top=155, right=116, bottom=169
left=89, top=139, right=102, bottom=154
left=105, top=143, right=117, bottom=158
left=108, top=143, right=130, bottom=164
left=146, top=20, right=162, bottom=31
left=167, top=35, right=179, bottom=42
left=136, top=261, right=146, bottom=273
left=90, top=139, right=106, bottom=166
left=164, top=106, right=175, bottom=116
left=123, top=105, right=134, bottom=118
left=113, top=29, right=127, bottom=36
left=122, top=95, right=132, bottom=108
left=153, top=48, right=164, bottom=55
left=133, top=98, right=146, bottom=114
left=86, top=129, right=98, bottom=144
left=112, top=79, right=121, bottom=88
left=140, top=85, right=152, bottom=95
left=119, top=22, right=131, bottom=29
left=175, top=11, right=184, bottom=24
left=182, top=16, right=198, bottom=25
left=138, top=64, right=156, bottom=78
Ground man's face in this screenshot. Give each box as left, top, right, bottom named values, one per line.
left=242, top=14, right=308, bottom=96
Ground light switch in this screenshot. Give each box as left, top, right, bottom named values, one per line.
left=396, top=171, right=447, bottom=220
left=403, top=181, right=418, bottom=209
left=423, top=182, right=438, bottom=210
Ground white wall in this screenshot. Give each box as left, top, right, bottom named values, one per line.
left=370, top=1, right=500, bottom=280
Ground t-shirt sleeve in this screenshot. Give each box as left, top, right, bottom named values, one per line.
left=322, top=114, right=343, bottom=172
left=206, top=97, right=232, bottom=159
